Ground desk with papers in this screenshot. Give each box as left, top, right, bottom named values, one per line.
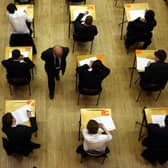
left=68, top=5, right=96, bottom=37
left=138, top=107, right=168, bottom=140
left=5, top=100, right=36, bottom=127
left=129, top=50, right=155, bottom=88
left=119, top=3, right=149, bottom=39
left=78, top=108, right=116, bottom=140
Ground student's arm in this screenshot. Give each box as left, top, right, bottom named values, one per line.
left=24, top=58, right=35, bottom=69
left=99, top=123, right=112, bottom=140
left=74, top=13, right=85, bottom=23
left=74, top=13, right=85, bottom=33
left=23, top=11, right=32, bottom=23
left=99, top=66, right=110, bottom=80
left=76, top=64, right=89, bottom=74
left=27, top=110, right=37, bottom=133
left=41, top=49, right=49, bottom=61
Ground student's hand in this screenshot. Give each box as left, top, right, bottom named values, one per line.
left=147, top=61, right=152, bottom=66
left=89, top=60, right=93, bottom=68
left=19, top=55, right=24, bottom=60
left=140, top=18, right=145, bottom=22
left=84, top=11, right=89, bottom=15
left=99, top=123, right=105, bottom=129
left=27, top=110, right=32, bottom=118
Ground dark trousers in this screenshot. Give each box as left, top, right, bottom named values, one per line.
left=46, top=70, right=60, bottom=94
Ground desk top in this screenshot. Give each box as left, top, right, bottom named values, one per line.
left=16, top=4, right=34, bottom=19
left=136, top=50, right=155, bottom=72
left=145, top=107, right=168, bottom=124
left=5, top=46, right=33, bottom=60
left=124, top=3, right=149, bottom=22
left=80, top=108, right=112, bottom=129
left=5, top=100, right=36, bottom=127
left=70, top=5, right=96, bottom=22
left=77, top=54, right=105, bottom=67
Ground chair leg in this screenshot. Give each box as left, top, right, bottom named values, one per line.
left=9, top=84, right=12, bottom=96
left=77, top=93, right=80, bottom=105
left=28, top=84, right=31, bottom=96
left=155, top=90, right=162, bottom=101
left=136, top=89, right=142, bottom=102
left=90, top=41, right=93, bottom=53
left=101, top=156, right=107, bottom=164
left=73, top=40, right=75, bottom=53
left=96, top=93, right=101, bottom=106
left=114, top=0, right=117, bottom=6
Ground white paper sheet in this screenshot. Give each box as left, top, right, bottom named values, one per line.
left=151, top=115, right=166, bottom=127
left=136, top=57, right=155, bottom=71
left=79, top=57, right=97, bottom=66
left=73, top=10, right=91, bottom=21
left=11, top=105, right=32, bottom=125
left=9, top=51, right=29, bottom=58
left=129, top=10, right=145, bottom=21
left=93, top=116, right=116, bottom=131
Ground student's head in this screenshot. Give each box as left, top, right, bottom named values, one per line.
left=165, top=115, right=168, bottom=126
left=85, top=16, right=93, bottom=25
left=12, top=49, right=21, bottom=60
left=154, top=49, right=167, bottom=62
left=145, top=10, right=155, bottom=22
left=87, top=120, right=99, bottom=134
left=7, top=3, right=17, bottom=14
left=2, top=113, right=15, bottom=131
left=92, top=60, right=104, bottom=74
left=53, top=46, right=63, bottom=58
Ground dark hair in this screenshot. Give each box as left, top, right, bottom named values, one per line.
left=7, top=3, right=17, bottom=14
left=92, top=60, right=105, bottom=75
left=87, top=120, right=99, bottom=134
left=2, top=113, right=13, bottom=132
left=12, top=49, right=21, bottom=59
left=165, top=115, right=168, bottom=126
left=145, top=10, right=155, bottom=22
left=85, top=15, right=93, bottom=25
left=154, top=49, right=167, bottom=62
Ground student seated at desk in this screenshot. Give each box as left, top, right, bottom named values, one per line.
left=74, top=11, right=98, bottom=41
left=6, top=3, right=32, bottom=34
left=2, top=111, right=40, bottom=156
left=76, top=60, right=110, bottom=92
left=141, top=115, right=168, bottom=164
left=2, top=49, right=34, bottom=82
left=140, top=50, right=168, bottom=89
left=76, top=120, right=112, bottom=154
left=125, top=10, right=157, bottom=49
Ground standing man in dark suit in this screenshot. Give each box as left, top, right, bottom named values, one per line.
left=140, top=50, right=168, bottom=89
left=2, top=49, right=34, bottom=82
left=41, top=46, right=69, bottom=99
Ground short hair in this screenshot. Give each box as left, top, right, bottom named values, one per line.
left=154, top=49, right=167, bottom=62
left=7, top=3, right=17, bottom=14
left=12, top=49, right=21, bottom=59
left=87, top=120, right=99, bottom=134
left=2, top=113, right=13, bottom=132
left=145, top=10, right=155, bottom=22
left=85, top=15, right=93, bottom=25
left=165, top=115, right=168, bottom=126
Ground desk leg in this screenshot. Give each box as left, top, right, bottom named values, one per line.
left=120, top=7, right=125, bottom=40
left=129, top=54, right=136, bottom=88
left=76, top=73, right=78, bottom=91
left=68, top=11, right=71, bottom=38
left=114, top=0, right=117, bottom=6
left=33, top=19, right=35, bottom=38
left=78, top=115, right=81, bottom=141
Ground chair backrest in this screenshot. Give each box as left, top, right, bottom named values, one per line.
left=142, top=83, right=166, bottom=91
left=79, top=88, right=101, bottom=95
left=15, top=0, right=31, bottom=4
left=8, top=77, right=30, bottom=86
left=73, top=33, right=94, bottom=42
left=87, top=150, right=106, bottom=157
left=68, top=0, right=85, bottom=2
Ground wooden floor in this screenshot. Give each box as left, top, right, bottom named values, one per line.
left=0, top=0, right=168, bottom=167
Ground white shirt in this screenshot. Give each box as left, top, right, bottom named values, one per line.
left=82, top=128, right=112, bottom=152
left=7, top=9, right=32, bottom=34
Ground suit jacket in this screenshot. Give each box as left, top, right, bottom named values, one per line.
left=74, top=13, right=98, bottom=42
left=41, top=47, right=69, bottom=75
left=2, top=57, right=34, bottom=81
left=76, top=64, right=110, bottom=91
left=140, top=61, right=168, bottom=87
left=126, top=17, right=156, bottom=38
left=3, top=117, right=37, bottom=155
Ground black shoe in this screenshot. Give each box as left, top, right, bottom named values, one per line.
left=56, top=75, right=60, bottom=81
left=49, top=93, right=54, bottom=99
left=31, top=143, right=41, bottom=149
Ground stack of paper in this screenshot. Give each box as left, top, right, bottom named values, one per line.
left=79, top=57, right=97, bottom=66
left=136, top=57, right=155, bottom=71
left=129, top=10, right=145, bottom=21
left=151, top=115, right=166, bottom=127
left=93, top=116, right=116, bottom=131
left=74, top=10, right=91, bottom=21
left=11, top=105, right=32, bottom=126
left=9, top=51, right=29, bottom=58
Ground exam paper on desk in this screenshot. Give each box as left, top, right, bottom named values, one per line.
left=151, top=114, right=166, bottom=127
left=129, top=10, right=145, bottom=21
left=9, top=51, right=29, bottom=58
left=93, top=116, right=116, bottom=131
left=136, top=57, right=155, bottom=71
left=11, top=105, right=32, bottom=126
left=79, top=57, right=97, bottom=66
